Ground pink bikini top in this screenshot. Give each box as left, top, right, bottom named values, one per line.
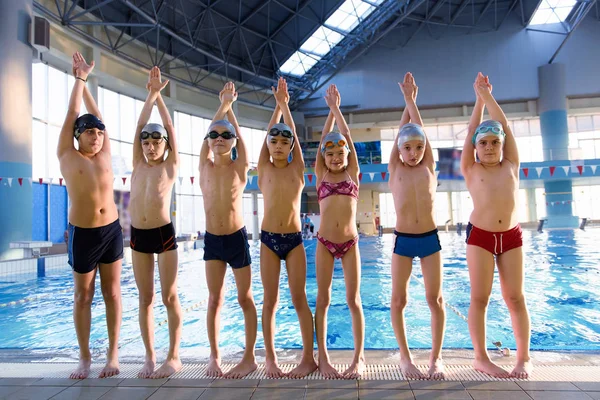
left=317, top=172, right=359, bottom=202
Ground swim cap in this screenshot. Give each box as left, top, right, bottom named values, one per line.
left=397, top=123, right=426, bottom=150
left=141, top=123, right=168, bottom=141
left=208, top=119, right=237, bottom=137
left=74, top=114, right=105, bottom=139
left=472, top=120, right=505, bottom=146
left=268, top=123, right=295, bottom=150
left=321, top=131, right=350, bottom=154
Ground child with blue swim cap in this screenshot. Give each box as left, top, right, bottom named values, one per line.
left=388, top=72, right=446, bottom=380
left=257, top=77, right=316, bottom=378
left=461, top=72, right=532, bottom=379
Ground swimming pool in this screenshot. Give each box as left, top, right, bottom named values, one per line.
left=0, top=229, right=599, bottom=360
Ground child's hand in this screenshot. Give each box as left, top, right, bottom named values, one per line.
left=147, top=66, right=169, bottom=93
left=220, top=81, right=238, bottom=104
left=324, top=84, right=340, bottom=108
left=474, top=72, right=492, bottom=98
left=399, top=72, right=418, bottom=101
left=271, top=77, right=290, bottom=105
left=72, top=51, right=94, bottom=80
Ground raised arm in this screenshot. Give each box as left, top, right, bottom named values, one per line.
left=461, top=73, right=486, bottom=176
left=389, top=107, right=409, bottom=173
left=325, top=85, right=360, bottom=180
left=315, top=110, right=334, bottom=178
left=259, top=105, right=281, bottom=168
left=273, top=78, right=304, bottom=168
left=199, top=83, right=234, bottom=169
left=476, top=75, right=519, bottom=167
left=58, top=52, right=92, bottom=159
left=134, top=67, right=162, bottom=165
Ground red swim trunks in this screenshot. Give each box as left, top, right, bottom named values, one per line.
left=465, top=223, right=523, bottom=255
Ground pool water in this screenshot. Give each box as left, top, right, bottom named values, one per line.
left=0, top=229, right=599, bottom=359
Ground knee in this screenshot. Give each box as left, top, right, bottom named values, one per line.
left=391, top=295, right=408, bottom=312
left=208, top=294, right=224, bottom=310
left=316, top=292, right=331, bottom=310
left=290, top=292, right=308, bottom=310
left=138, top=291, right=155, bottom=308
left=262, top=295, right=278, bottom=313
left=470, top=294, right=490, bottom=309
left=346, top=294, right=362, bottom=313
left=504, top=293, right=526, bottom=311
left=161, top=291, right=179, bottom=309
left=74, top=290, right=94, bottom=308
left=101, top=286, right=120, bottom=303
left=426, top=294, right=444, bottom=310
left=237, top=293, right=255, bottom=310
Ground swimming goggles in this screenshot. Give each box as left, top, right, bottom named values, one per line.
left=75, top=121, right=105, bottom=139
left=323, top=139, right=347, bottom=149
left=204, top=131, right=237, bottom=140
left=475, top=125, right=503, bottom=135
left=141, top=131, right=168, bottom=141
left=268, top=127, right=293, bottom=138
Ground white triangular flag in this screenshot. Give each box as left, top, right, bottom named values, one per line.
left=591, top=165, right=597, bottom=175
left=248, top=176, right=254, bottom=185
left=178, top=177, right=183, bottom=186
left=48, top=178, right=53, bottom=185
left=7, top=178, right=12, bottom=187
left=535, top=167, right=544, bottom=177
left=562, top=166, right=570, bottom=175
left=435, top=170, right=440, bottom=178
left=27, top=178, right=32, bottom=186
left=368, top=172, right=375, bottom=181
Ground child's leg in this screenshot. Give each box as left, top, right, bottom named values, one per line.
left=421, top=251, right=446, bottom=379
left=467, top=245, right=510, bottom=378
left=225, top=264, right=258, bottom=378
left=497, top=247, right=532, bottom=379
left=132, top=251, right=157, bottom=378
left=391, top=254, right=424, bottom=378
left=285, top=244, right=317, bottom=378
left=260, top=243, right=284, bottom=378
left=315, top=241, right=340, bottom=378
left=205, top=260, right=227, bottom=377
left=151, top=249, right=182, bottom=379
left=340, top=245, right=365, bottom=379
left=70, top=269, right=97, bottom=379
left=98, top=260, right=122, bottom=378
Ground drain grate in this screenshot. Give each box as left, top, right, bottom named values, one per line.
left=0, top=363, right=599, bottom=382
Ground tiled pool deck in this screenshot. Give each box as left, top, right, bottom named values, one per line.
left=0, top=350, right=599, bottom=399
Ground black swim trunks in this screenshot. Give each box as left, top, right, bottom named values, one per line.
left=203, top=226, right=251, bottom=269
left=130, top=222, right=178, bottom=254
left=67, top=219, right=124, bottom=274
left=260, top=230, right=303, bottom=260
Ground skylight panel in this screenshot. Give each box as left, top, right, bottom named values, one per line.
left=529, top=0, right=576, bottom=25
left=279, top=51, right=319, bottom=76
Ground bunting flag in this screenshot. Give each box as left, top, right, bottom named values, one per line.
left=7, top=178, right=12, bottom=187
left=380, top=172, right=386, bottom=180
left=248, top=175, right=254, bottom=185
left=522, top=168, right=529, bottom=178
left=190, top=177, right=195, bottom=185
left=561, top=166, right=570, bottom=176
left=178, top=177, right=183, bottom=186
left=27, top=178, right=32, bottom=186
left=359, top=173, right=363, bottom=181
left=368, top=172, right=375, bottom=181
left=307, top=174, right=313, bottom=183
left=577, top=165, right=583, bottom=175
left=535, top=167, right=544, bottom=177
left=435, top=170, right=440, bottom=178
left=591, top=165, right=598, bottom=175
left=48, top=178, right=53, bottom=185
left=549, top=166, right=556, bottom=176
left=122, top=177, right=127, bottom=185
left=59, top=178, right=63, bottom=186
left=18, top=178, right=23, bottom=186
left=38, top=178, right=43, bottom=184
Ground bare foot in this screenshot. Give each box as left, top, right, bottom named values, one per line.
left=137, top=356, right=155, bottom=379
left=288, top=357, right=318, bottom=379
left=224, top=358, right=258, bottom=379
left=428, top=358, right=445, bottom=380
left=473, top=358, right=510, bottom=378
left=342, top=358, right=365, bottom=379
left=99, top=358, right=120, bottom=378
left=510, top=360, right=533, bottom=379
left=318, top=358, right=341, bottom=379
left=150, top=358, right=182, bottom=379
left=400, top=358, right=426, bottom=379
left=206, top=356, right=223, bottom=378
left=70, top=358, right=91, bottom=379
left=265, top=359, right=285, bottom=378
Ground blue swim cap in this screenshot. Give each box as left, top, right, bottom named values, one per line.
left=472, top=120, right=505, bottom=146
left=397, top=123, right=426, bottom=150
left=141, top=123, right=168, bottom=141
left=74, top=114, right=105, bottom=139
left=321, top=131, right=350, bottom=154
left=208, top=119, right=237, bottom=137
left=268, top=122, right=295, bottom=152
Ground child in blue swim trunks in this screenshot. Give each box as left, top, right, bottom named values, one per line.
left=388, top=73, right=446, bottom=380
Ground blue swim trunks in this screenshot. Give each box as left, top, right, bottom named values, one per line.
left=393, top=228, right=441, bottom=259
left=260, top=230, right=303, bottom=260
left=203, top=226, right=251, bottom=269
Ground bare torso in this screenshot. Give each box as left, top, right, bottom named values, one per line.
left=60, top=150, right=118, bottom=228
left=466, top=161, right=519, bottom=231
left=258, top=164, right=304, bottom=233
left=389, top=164, right=437, bottom=234
left=200, top=162, right=247, bottom=235
left=129, top=160, right=176, bottom=229
left=317, top=171, right=358, bottom=242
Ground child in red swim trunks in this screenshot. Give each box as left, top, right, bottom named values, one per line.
left=460, top=73, right=532, bottom=379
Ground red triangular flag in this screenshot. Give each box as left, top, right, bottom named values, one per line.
left=38, top=178, right=43, bottom=184
left=59, top=178, right=64, bottom=186
left=549, top=166, right=556, bottom=176
left=359, top=173, right=363, bottom=181
left=18, top=178, right=23, bottom=186
left=522, top=168, right=529, bottom=178
left=381, top=172, right=386, bottom=180
left=190, top=177, right=195, bottom=184
left=122, top=177, right=127, bottom=185
left=577, top=165, right=583, bottom=175
left=307, top=174, right=313, bottom=183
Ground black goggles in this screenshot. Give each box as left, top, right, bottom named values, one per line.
left=141, top=131, right=168, bottom=141
left=268, top=127, right=293, bottom=138
left=76, top=121, right=105, bottom=135
left=205, top=130, right=236, bottom=140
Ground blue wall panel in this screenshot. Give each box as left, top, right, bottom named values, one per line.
left=31, top=183, right=47, bottom=241
left=49, top=185, right=67, bottom=243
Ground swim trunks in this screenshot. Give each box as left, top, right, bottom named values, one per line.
left=465, top=223, right=523, bottom=255
left=261, top=230, right=303, bottom=260
left=203, top=226, right=251, bottom=269
left=130, top=222, right=178, bottom=254
left=68, top=219, right=124, bottom=274
left=393, top=228, right=441, bottom=259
